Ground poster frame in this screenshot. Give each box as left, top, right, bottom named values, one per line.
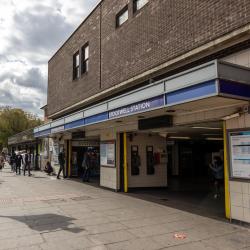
left=100, top=140, right=116, bottom=168
left=227, top=127, right=250, bottom=181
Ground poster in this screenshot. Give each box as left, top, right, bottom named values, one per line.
left=52, top=143, right=59, bottom=165
left=100, top=141, right=115, bottom=167
left=229, top=131, right=250, bottom=179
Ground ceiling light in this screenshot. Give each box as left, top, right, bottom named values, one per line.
left=191, top=126, right=222, bottom=130
left=169, top=136, right=191, bottom=140
left=205, top=137, right=223, bottom=141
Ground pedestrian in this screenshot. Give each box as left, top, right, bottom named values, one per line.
left=82, top=151, right=91, bottom=182
left=57, top=148, right=65, bottom=179
left=16, top=152, right=23, bottom=175
left=209, top=156, right=224, bottom=199
left=24, top=150, right=32, bottom=176
left=44, top=161, right=53, bottom=175
left=10, top=152, right=16, bottom=172
left=0, top=154, right=4, bottom=170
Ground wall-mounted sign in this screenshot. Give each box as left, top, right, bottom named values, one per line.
left=100, top=141, right=116, bottom=167
left=229, top=130, right=250, bottom=179
left=72, top=131, right=85, bottom=140
left=109, top=95, right=165, bottom=119
left=139, top=115, right=173, bottom=130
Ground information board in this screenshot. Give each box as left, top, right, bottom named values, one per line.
left=229, top=131, right=250, bottom=179
left=100, top=141, right=115, bottom=167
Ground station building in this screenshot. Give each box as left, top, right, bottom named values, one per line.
left=34, top=0, right=250, bottom=223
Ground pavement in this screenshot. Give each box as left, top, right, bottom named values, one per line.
left=0, top=165, right=249, bottom=250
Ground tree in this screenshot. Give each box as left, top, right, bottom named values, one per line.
left=0, top=107, right=42, bottom=148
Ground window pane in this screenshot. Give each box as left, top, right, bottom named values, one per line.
left=76, top=54, right=80, bottom=66
left=136, top=0, right=148, bottom=11
left=118, top=9, right=128, bottom=26
left=85, top=46, right=89, bottom=60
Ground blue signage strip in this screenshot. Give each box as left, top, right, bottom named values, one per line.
left=109, top=95, right=165, bottom=119
left=166, top=80, right=216, bottom=105
left=65, top=119, right=85, bottom=130
left=35, top=129, right=51, bottom=137
left=85, top=112, right=109, bottom=125
left=219, top=79, right=250, bottom=99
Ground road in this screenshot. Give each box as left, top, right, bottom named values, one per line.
left=0, top=165, right=249, bottom=250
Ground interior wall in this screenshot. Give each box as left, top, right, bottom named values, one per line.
left=127, top=133, right=167, bottom=188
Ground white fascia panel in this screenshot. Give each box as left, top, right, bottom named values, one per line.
left=65, top=112, right=84, bottom=123
left=84, top=103, right=108, bottom=117
left=108, top=82, right=164, bottom=110
left=39, top=124, right=51, bottom=131
left=165, top=61, right=217, bottom=93
left=51, top=118, right=64, bottom=128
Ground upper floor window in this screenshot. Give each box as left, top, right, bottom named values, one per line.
left=73, top=51, right=80, bottom=80
left=116, top=6, right=128, bottom=27
left=81, top=43, right=89, bottom=74
left=133, top=0, right=148, bottom=12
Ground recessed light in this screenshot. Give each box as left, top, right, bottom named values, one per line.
left=116, top=120, right=122, bottom=123
left=206, top=138, right=223, bottom=141
left=169, top=136, right=191, bottom=140
left=192, top=126, right=222, bottom=130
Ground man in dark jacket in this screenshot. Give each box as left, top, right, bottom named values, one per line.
left=24, top=151, right=32, bottom=176
left=16, top=153, right=23, bottom=175
left=57, top=148, right=65, bottom=179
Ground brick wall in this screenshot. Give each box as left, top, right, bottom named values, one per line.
left=47, top=0, right=250, bottom=117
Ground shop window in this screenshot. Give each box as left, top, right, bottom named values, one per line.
left=73, top=51, right=80, bottom=80
left=81, top=43, right=89, bottom=74
left=133, top=0, right=149, bottom=12
left=116, top=6, right=128, bottom=28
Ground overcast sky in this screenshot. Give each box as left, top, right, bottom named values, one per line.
left=0, top=0, right=100, bottom=117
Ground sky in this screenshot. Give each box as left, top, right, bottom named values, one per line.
left=0, top=0, right=100, bottom=117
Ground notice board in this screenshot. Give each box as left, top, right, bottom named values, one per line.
left=229, top=130, right=250, bottom=179
left=100, top=141, right=116, bottom=167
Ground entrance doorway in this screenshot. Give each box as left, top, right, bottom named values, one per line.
left=124, top=121, right=226, bottom=219
left=71, top=140, right=100, bottom=184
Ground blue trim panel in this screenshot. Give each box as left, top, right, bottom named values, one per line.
left=35, top=129, right=51, bottom=137
left=166, top=80, right=217, bottom=105
left=65, top=119, right=85, bottom=130
left=85, top=112, right=108, bottom=125
left=219, top=79, right=250, bottom=99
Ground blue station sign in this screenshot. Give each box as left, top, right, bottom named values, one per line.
left=109, top=95, right=165, bottom=119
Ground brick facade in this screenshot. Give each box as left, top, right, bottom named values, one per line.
left=47, top=0, right=250, bottom=117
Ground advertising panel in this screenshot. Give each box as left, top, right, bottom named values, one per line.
left=100, top=141, right=116, bottom=167
left=229, top=131, right=250, bottom=179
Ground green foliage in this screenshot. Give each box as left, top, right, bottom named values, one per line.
left=0, top=107, right=42, bottom=148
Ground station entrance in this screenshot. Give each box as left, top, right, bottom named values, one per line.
left=70, top=140, right=100, bottom=185
left=125, top=121, right=226, bottom=219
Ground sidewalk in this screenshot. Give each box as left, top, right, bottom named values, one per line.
left=0, top=165, right=249, bottom=250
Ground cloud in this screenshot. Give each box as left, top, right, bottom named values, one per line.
left=0, top=0, right=100, bottom=116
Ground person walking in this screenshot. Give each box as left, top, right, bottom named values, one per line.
left=82, top=151, right=91, bottom=182
left=57, top=149, right=65, bottom=179
left=16, top=153, right=23, bottom=175
left=0, top=154, right=4, bottom=170
left=10, top=152, right=16, bottom=172
left=209, top=156, right=224, bottom=199
left=24, top=150, right=32, bottom=176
